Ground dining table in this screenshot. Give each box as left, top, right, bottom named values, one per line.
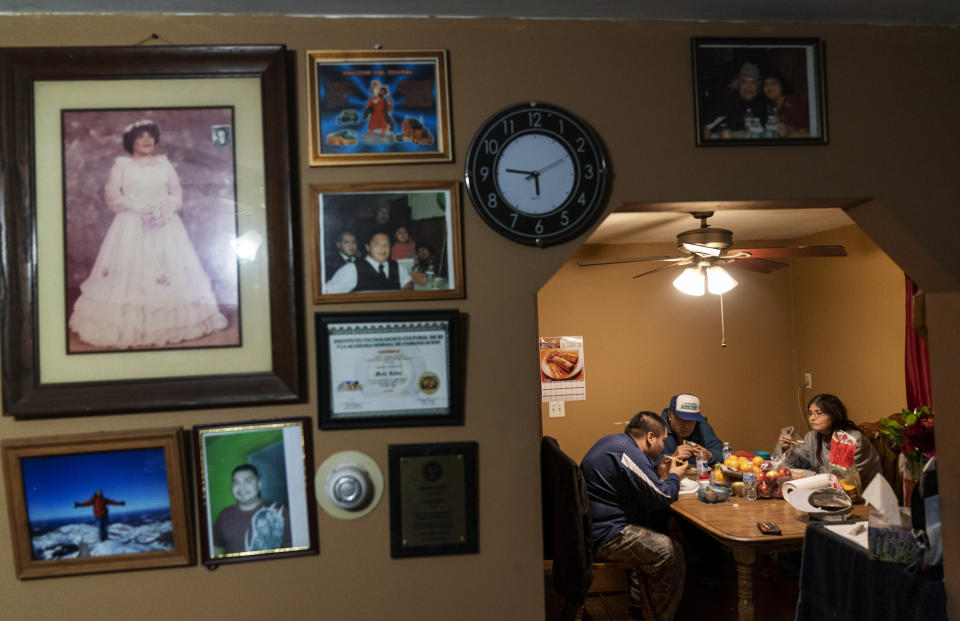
left=669, top=490, right=868, bottom=621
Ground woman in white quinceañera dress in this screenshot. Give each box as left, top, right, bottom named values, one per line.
left=69, top=120, right=228, bottom=349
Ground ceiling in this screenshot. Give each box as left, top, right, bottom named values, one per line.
left=0, top=0, right=958, bottom=27
left=584, top=208, right=855, bottom=246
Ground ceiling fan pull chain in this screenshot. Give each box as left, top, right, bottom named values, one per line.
left=720, top=292, right=727, bottom=348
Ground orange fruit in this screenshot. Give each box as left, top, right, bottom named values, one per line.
left=752, top=456, right=764, bottom=466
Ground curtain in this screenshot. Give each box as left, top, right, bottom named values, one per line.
left=905, top=276, right=932, bottom=410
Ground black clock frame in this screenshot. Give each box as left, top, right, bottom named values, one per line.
left=464, top=102, right=609, bottom=247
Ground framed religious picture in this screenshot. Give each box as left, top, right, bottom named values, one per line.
left=388, top=442, right=478, bottom=558
left=310, top=181, right=465, bottom=304
left=692, top=37, right=827, bottom=146
left=0, top=45, right=307, bottom=418
left=315, top=309, right=463, bottom=430
left=1, top=428, right=193, bottom=579
left=305, top=49, right=452, bottom=166
left=194, top=418, right=318, bottom=566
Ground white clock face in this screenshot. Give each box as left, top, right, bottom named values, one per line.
left=495, top=134, right=576, bottom=215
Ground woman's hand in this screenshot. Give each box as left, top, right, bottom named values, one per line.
left=778, top=434, right=795, bottom=450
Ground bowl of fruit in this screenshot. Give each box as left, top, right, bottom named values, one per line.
left=720, top=452, right=766, bottom=482
left=756, top=461, right=793, bottom=499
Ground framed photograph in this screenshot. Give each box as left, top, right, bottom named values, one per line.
left=305, top=49, right=452, bottom=166
left=389, top=442, right=478, bottom=558
left=692, top=37, right=827, bottom=146
left=316, top=309, right=463, bottom=430
left=0, top=45, right=307, bottom=418
left=310, top=181, right=465, bottom=304
left=194, top=417, right=318, bottom=566
left=1, top=428, right=193, bottom=579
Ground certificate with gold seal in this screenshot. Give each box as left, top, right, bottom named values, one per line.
left=316, top=310, right=462, bottom=429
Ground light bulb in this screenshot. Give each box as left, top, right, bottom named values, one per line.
left=673, top=267, right=705, bottom=296
left=706, top=265, right=738, bottom=294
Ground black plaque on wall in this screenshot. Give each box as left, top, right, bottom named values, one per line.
left=388, top=442, right=478, bottom=558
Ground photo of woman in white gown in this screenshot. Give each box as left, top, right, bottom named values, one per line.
left=68, top=119, right=230, bottom=350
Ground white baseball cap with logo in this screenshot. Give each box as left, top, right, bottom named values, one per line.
left=669, top=394, right=704, bottom=421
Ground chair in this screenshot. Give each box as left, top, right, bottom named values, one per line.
left=541, top=436, right=655, bottom=621
left=859, top=416, right=905, bottom=503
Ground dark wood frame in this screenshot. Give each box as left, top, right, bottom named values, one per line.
left=1, top=427, right=194, bottom=579
left=193, top=417, right=319, bottom=567
left=389, top=441, right=479, bottom=558
left=316, top=309, right=463, bottom=430
left=310, top=180, right=465, bottom=304
left=0, top=45, right=306, bottom=418
left=691, top=37, right=828, bottom=146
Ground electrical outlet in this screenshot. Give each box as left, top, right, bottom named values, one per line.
left=803, top=372, right=813, bottom=389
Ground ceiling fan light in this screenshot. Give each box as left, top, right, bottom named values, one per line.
left=673, top=267, right=705, bottom=296
left=706, top=265, right=738, bottom=294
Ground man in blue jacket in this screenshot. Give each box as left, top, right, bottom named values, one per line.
left=581, top=411, right=688, bottom=620
left=659, top=393, right=725, bottom=467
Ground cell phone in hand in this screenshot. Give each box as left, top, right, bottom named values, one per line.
left=757, top=521, right=782, bottom=535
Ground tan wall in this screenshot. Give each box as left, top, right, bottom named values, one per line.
left=790, top=225, right=907, bottom=421
left=0, top=14, right=957, bottom=621
left=539, top=224, right=905, bottom=463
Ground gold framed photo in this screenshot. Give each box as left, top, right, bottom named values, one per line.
left=306, top=49, right=452, bottom=166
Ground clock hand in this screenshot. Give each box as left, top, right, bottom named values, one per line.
left=536, top=158, right=566, bottom=176
left=534, top=173, right=540, bottom=196
left=504, top=168, right=538, bottom=176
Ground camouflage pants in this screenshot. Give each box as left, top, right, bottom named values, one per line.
left=595, top=523, right=684, bottom=621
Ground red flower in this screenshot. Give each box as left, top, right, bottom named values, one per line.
left=902, top=413, right=935, bottom=458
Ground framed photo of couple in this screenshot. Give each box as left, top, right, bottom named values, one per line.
left=692, top=37, right=827, bottom=146
left=194, top=418, right=318, bottom=566
left=310, top=181, right=465, bottom=304
left=0, top=45, right=307, bottom=418
left=305, top=49, right=453, bottom=166
left=1, top=428, right=193, bottom=579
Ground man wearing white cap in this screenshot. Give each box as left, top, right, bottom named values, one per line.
left=659, top=393, right=725, bottom=467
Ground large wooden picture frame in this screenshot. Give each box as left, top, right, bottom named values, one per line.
left=194, top=418, right=319, bottom=566
left=310, top=181, right=465, bottom=304
left=0, top=45, right=306, bottom=418
left=1, top=428, right=193, bottom=579
left=306, top=49, right=452, bottom=166
left=692, top=37, right=827, bottom=146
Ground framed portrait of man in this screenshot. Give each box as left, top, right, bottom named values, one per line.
left=194, top=418, right=318, bottom=566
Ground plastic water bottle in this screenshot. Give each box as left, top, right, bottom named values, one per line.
left=743, top=110, right=756, bottom=137
left=743, top=472, right=758, bottom=501
left=765, top=113, right=779, bottom=138
left=749, top=115, right=764, bottom=139
left=722, top=442, right=733, bottom=461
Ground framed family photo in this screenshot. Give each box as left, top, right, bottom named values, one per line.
left=316, top=310, right=463, bottom=430
left=194, top=418, right=318, bottom=566
left=0, top=45, right=307, bottom=418
left=692, top=37, right=827, bottom=146
left=310, top=181, right=465, bottom=304
left=305, top=49, right=452, bottom=166
left=1, top=428, right=193, bottom=579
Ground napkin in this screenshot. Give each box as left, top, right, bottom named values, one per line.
left=862, top=474, right=901, bottom=526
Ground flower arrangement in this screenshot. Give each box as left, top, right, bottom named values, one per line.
left=878, top=406, right=935, bottom=479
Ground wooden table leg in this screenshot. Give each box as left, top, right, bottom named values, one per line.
left=731, top=545, right=757, bottom=621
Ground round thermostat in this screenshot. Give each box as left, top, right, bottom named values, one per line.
left=315, top=450, right=384, bottom=520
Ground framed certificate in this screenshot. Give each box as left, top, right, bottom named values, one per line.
left=315, top=310, right=462, bottom=429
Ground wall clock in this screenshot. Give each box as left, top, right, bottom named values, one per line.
left=464, top=102, right=609, bottom=247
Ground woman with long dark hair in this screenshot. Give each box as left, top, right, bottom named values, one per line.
left=778, top=393, right=882, bottom=487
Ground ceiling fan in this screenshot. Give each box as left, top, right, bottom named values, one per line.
left=578, top=211, right=847, bottom=294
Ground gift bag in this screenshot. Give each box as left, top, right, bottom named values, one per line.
left=828, top=430, right=861, bottom=501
